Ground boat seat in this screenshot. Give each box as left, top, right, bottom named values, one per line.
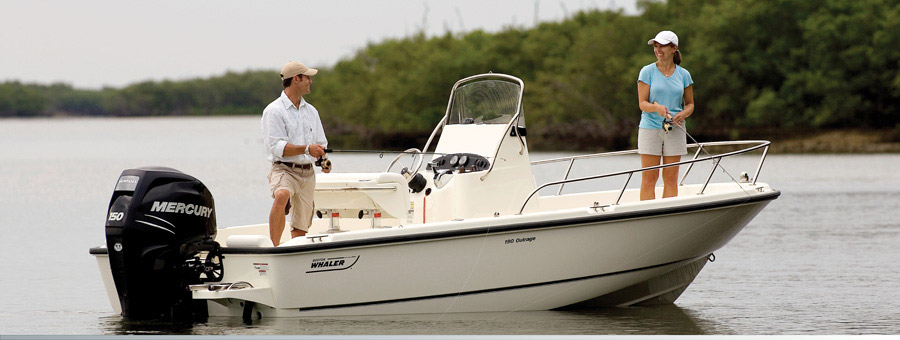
left=314, top=172, right=410, bottom=219
left=225, top=235, right=274, bottom=248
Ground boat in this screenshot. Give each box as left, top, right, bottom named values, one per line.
left=89, top=73, right=780, bottom=321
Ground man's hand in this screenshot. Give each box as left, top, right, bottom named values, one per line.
left=308, top=144, right=326, bottom=158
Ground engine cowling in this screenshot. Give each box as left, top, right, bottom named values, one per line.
left=104, top=167, right=221, bottom=320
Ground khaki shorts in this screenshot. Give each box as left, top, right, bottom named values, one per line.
left=638, top=128, right=687, bottom=156
left=268, top=163, right=316, bottom=232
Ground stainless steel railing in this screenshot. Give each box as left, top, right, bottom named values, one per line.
left=519, top=140, right=771, bottom=214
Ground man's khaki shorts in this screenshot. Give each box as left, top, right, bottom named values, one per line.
left=638, top=127, right=687, bottom=156
left=268, top=163, right=316, bottom=232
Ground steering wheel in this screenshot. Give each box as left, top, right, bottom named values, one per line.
left=201, top=247, right=224, bottom=282
left=385, top=148, right=425, bottom=183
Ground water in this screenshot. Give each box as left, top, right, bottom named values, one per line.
left=1, top=117, right=898, bottom=335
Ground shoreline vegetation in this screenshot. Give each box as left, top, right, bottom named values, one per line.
left=4, top=115, right=898, bottom=154
left=768, top=129, right=900, bottom=154
left=3, top=0, right=899, bottom=153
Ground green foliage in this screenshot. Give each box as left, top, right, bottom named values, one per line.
left=0, top=82, right=46, bottom=116
left=3, top=0, right=899, bottom=150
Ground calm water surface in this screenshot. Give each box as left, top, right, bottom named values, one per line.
left=1, top=117, right=898, bottom=335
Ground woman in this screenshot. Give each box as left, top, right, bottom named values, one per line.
left=637, top=30, right=694, bottom=200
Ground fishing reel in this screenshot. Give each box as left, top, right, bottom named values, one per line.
left=316, top=156, right=332, bottom=171
left=663, top=119, right=674, bottom=132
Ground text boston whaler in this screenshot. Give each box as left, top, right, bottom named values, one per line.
left=89, top=73, right=780, bottom=321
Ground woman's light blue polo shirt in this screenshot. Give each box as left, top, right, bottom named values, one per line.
left=637, top=63, right=693, bottom=129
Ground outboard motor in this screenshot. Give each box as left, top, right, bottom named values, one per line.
left=105, top=167, right=222, bottom=321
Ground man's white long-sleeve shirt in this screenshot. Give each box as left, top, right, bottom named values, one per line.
left=261, top=91, right=327, bottom=164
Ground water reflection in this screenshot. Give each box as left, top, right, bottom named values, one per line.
left=100, top=316, right=197, bottom=335
left=100, top=304, right=729, bottom=335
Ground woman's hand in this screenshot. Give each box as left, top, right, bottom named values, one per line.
left=653, top=101, right=672, bottom=119
left=672, top=111, right=690, bottom=126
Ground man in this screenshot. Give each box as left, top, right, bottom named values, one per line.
left=261, top=61, right=329, bottom=246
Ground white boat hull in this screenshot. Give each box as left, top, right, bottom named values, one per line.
left=206, top=256, right=707, bottom=317
left=184, top=191, right=776, bottom=317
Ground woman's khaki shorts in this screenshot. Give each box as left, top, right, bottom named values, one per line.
left=268, top=163, right=316, bottom=232
left=638, top=127, right=687, bottom=156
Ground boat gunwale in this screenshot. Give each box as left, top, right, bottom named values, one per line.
left=90, top=189, right=779, bottom=256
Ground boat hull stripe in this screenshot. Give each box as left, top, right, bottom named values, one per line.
left=295, top=255, right=702, bottom=312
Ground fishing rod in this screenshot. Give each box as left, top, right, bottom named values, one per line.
left=664, top=118, right=749, bottom=192
left=654, top=101, right=738, bottom=183
left=315, top=148, right=457, bottom=172
left=323, top=149, right=457, bottom=158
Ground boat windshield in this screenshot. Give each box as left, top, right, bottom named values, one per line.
left=447, top=79, right=522, bottom=125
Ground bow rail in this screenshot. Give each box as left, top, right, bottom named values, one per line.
left=519, top=140, right=771, bottom=215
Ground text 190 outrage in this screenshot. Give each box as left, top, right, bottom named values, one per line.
left=504, top=237, right=536, bottom=245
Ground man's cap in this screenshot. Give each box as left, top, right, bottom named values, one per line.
left=647, top=30, right=679, bottom=47
left=280, top=61, right=318, bottom=80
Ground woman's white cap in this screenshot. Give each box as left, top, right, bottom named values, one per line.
left=647, top=30, right=679, bottom=46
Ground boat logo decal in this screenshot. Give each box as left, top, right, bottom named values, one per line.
left=114, top=175, right=139, bottom=191
left=307, top=256, right=359, bottom=273
left=504, top=236, right=536, bottom=245
left=253, top=263, right=269, bottom=276
left=108, top=211, right=125, bottom=221
left=149, top=201, right=213, bottom=218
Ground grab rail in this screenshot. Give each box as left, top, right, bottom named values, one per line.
left=519, top=140, right=771, bottom=214
left=314, top=187, right=398, bottom=192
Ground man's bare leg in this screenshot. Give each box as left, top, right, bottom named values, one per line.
left=291, top=228, right=306, bottom=238
left=269, top=189, right=291, bottom=246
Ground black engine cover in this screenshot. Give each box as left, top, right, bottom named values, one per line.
left=105, top=167, right=217, bottom=320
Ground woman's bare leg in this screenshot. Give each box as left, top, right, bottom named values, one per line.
left=640, top=154, right=662, bottom=201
